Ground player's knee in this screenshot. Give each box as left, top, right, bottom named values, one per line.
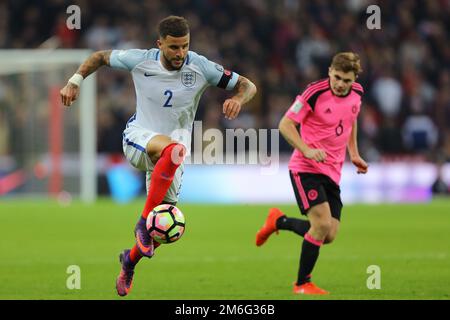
left=149, top=153, right=160, bottom=164
left=150, top=143, right=186, bottom=165
left=147, top=148, right=161, bottom=164
left=316, top=218, right=332, bottom=236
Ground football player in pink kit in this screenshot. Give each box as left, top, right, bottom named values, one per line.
left=256, top=52, right=368, bottom=295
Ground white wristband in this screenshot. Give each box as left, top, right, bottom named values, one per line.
left=68, top=73, right=84, bottom=87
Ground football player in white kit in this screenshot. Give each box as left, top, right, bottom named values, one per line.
left=60, top=16, right=257, bottom=296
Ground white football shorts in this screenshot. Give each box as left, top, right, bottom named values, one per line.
left=122, top=124, right=184, bottom=203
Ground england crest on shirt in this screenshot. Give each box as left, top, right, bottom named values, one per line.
left=181, top=71, right=196, bottom=87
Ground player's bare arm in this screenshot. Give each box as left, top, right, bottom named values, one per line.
left=347, top=121, right=368, bottom=174
left=223, top=75, right=257, bottom=120
left=60, top=50, right=112, bottom=106
left=75, top=50, right=111, bottom=78
left=279, top=115, right=326, bottom=162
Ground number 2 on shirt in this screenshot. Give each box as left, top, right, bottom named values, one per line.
left=163, top=90, right=173, bottom=107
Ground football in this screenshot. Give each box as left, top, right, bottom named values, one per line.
left=146, top=204, right=186, bottom=244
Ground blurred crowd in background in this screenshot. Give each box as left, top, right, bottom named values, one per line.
left=1, top=0, right=450, bottom=163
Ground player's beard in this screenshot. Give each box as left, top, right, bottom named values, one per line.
left=162, top=52, right=185, bottom=70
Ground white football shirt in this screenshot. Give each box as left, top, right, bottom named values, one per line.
left=110, top=48, right=239, bottom=153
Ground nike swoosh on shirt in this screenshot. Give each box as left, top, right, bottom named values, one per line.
left=144, top=72, right=156, bottom=77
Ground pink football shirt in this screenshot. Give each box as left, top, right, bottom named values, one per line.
left=285, top=78, right=364, bottom=185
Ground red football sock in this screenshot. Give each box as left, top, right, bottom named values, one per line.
left=141, top=143, right=185, bottom=219
left=129, top=245, right=143, bottom=265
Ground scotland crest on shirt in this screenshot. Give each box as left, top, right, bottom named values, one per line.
left=181, top=72, right=196, bottom=87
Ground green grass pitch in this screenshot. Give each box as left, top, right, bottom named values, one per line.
left=0, top=199, right=449, bottom=300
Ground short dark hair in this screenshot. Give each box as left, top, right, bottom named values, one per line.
left=158, top=16, right=189, bottom=38
left=331, top=52, right=363, bottom=76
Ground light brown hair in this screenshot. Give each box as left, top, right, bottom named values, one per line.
left=331, top=52, right=363, bottom=76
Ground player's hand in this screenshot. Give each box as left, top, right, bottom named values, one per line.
left=60, top=83, right=80, bottom=107
left=222, top=98, right=241, bottom=120
left=303, top=148, right=327, bottom=163
left=351, top=155, right=368, bottom=174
